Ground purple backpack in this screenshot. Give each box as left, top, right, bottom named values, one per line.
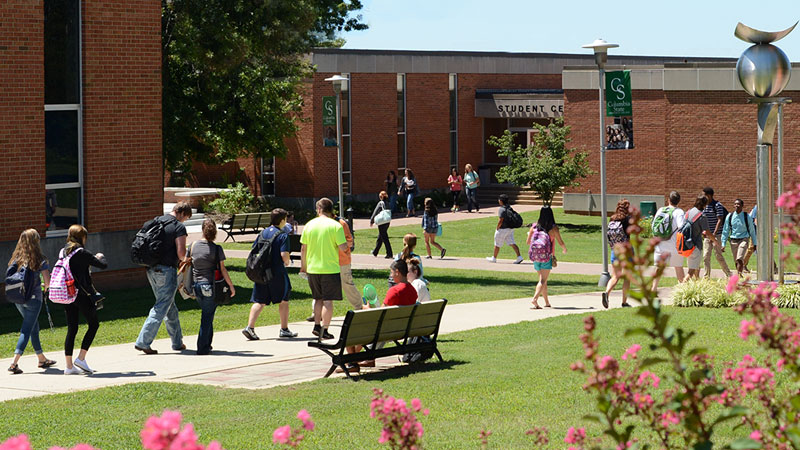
left=528, top=225, right=553, bottom=263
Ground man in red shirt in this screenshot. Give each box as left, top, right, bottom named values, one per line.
left=383, top=259, right=418, bottom=306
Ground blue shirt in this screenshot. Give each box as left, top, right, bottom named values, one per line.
left=422, top=211, right=439, bottom=233
left=721, top=211, right=756, bottom=248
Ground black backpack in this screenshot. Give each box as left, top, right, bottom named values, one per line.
left=505, top=206, right=523, bottom=229
left=245, top=230, right=282, bottom=285
left=131, top=216, right=169, bottom=267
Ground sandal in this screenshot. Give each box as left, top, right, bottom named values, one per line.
left=38, top=359, right=56, bottom=368
left=531, top=299, right=542, bottom=310
left=8, top=364, right=22, bottom=375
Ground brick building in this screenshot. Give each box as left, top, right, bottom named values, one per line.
left=1, top=0, right=162, bottom=287
left=196, top=49, right=795, bottom=214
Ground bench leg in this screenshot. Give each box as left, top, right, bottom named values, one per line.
left=323, top=364, right=337, bottom=378
left=434, top=348, right=444, bottom=362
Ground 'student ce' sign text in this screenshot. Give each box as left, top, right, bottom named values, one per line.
left=475, top=97, right=564, bottom=119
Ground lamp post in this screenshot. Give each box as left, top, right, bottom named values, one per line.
left=582, top=39, right=619, bottom=288
left=325, top=74, right=349, bottom=216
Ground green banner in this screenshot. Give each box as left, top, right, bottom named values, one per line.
left=605, top=70, right=632, bottom=117
left=322, top=96, right=337, bottom=147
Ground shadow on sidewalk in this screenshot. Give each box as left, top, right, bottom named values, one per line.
left=175, top=350, right=273, bottom=358
left=40, top=370, right=156, bottom=379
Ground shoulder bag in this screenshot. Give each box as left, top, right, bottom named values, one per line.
left=213, top=244, right=232, bottom=305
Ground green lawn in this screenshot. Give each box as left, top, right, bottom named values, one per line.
left=0, top=259, right=656, bottom=359
left=0, top=307, right=787, bottom=449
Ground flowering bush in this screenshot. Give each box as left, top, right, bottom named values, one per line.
left=568, top=175, right=800, bottom=449
left=272, top=409, right=315, bottom=449
left=370, top=388, right=429, bottom=450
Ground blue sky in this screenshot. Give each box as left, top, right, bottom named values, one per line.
left=341, top=0, right=800, bottom=59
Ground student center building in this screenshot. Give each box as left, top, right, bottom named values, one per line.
left=3, top=5, right=800, bottom=285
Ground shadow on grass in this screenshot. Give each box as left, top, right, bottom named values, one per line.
left=560, top=223, right=602, bottom=233
left=355, top=359, right=468, bottom=382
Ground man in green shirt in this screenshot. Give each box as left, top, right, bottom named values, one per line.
left=300, top=198, right=349, bottom=340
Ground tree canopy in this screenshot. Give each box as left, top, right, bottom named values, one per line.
left=161, top=0, right=367, bottom=172
left=488, top=118, right=592, bottom=206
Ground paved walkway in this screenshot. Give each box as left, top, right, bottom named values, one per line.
left=0, top=288, right=659, bottom=402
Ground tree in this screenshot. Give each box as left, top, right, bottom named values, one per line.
left=487, top=118, right=592, bottom=207
left=161, top=0, right=367, bottom=173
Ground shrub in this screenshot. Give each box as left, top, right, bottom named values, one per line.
left=207, top=182, right=255, bottom=215
left=773, top=283, right=800, bottom=308
left=671, top=278, right=747, bottom=308
left=638, top=217, right=653, bottom=240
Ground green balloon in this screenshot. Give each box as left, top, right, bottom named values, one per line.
left=363, top=283, right=378, bottom=306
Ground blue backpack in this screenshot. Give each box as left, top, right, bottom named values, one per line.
left=5, top=263, right=34, bottom=304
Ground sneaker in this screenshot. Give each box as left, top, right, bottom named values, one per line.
left=64, top=366, right=82, bottom=375
left=425, top=255, right=432, bottom=259
left=514, top=256, right=524, bottom=264
left=321, top=329, right=335, bottom=340
left=305, top=315, right=315, bottom=322
left=279, top=328, right=298, bottom=338
left=73, top=358, right=95, bottom=373
left=601, top=292, right=609, bottom=309
left=485, top=256, right=496, bottom=263
left=621, top=303, right=632, bottom=308
left=242, top=327, right=260, bottom=341
left=134, top=345, right=158, bottom=355
left=312, top=324, right=321, bottom=336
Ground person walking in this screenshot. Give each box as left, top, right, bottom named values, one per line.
left=422, top=198, right=446, bottom=259
left=701, top=187, right=732, bottom=278
left=370, top=191, right=393, bottom=259
left=60, top=225, right=107, bottom=374
left=300, top=198, right=349, bottom=341
left=243, top=209, right=297, bottom=341
left=602, top=200, right=633, bottom=308
left=463, top=164, right=480, bottom=213
left=335, top=213, right=363, bottom=312
left=399, top=169, right=418, bottom=217
left=721, top=199, right=757, bottom=277
left=652, top=191, right=686, bottom=289
left=527, top=207, right=567, bottom=309
left=447, top=167, right=463, bottom=212
left=188, top=219, right=235, bottom=354
left=6, top=229, right=56, bottom=374
left=685, top=194, right=713, bottom=280
left=486, top=194, right=523, bottom=264
left=385, top=171, right=398, bottom=214
left=135, top=202, right=192, bottom=354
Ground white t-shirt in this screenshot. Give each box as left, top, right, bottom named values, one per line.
left=655, top=206, right=685, bottom=254
left=411, top=279, right=431, bottom=303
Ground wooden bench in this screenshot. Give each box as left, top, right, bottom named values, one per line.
left=288, top=234, right=302, bottom=261
left=220, top=212, right=271, bottom=242
left=308, top=299, right=447, bottom=381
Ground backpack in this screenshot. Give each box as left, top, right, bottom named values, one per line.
left=676, top=210, right=703, bottom=257
left=651, top=206, right=676, bottom=239
left=245, top=229, right=283, bottom=285
left=131, top=216, right=169, bottom=267
left=402, top=336, right=435, bottom=364
left=5, top=263, right=34, bottom=304
left=607, top=220, right=628, bottom=247
left=49, top=249, right=78, bottom=304
left=528, top=224, right=553, bottom=263
left=505, top=206, right=523, bottom=229
left=725, top=212, right=755, bottom=238
left=719, top=202, right=729, bottom=220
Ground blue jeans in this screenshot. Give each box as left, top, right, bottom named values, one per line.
left=406, top=193, right=415, bottom=212
left=388, top=193, right=398, bottom=213
left=15, top=288, right=43, bottom=355
left=466, top=187, right=479, bottom=212
left=136, top=265, right=183, bottom=350
left=193, top=282, right=217, bottom=355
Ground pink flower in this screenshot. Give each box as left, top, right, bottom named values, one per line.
left=141, top=410, right=183, bottom=450
left=297, top=409, right=315, bottom=431
left=622, top=344, right=641, bottom=360
left=739, top=320, right=756, bottom=340
left=411, top=398, right=422, bottom=411
left=170, top=423, right=202, bottom=450
left=726, top=274, right=739, bottom=294
left=750, top=430, right=762, bottom=442
left=564, top=427, right=586, bottom=444
left=205, top=442, right=224, bottom=450
left=0, top=435, right=32, bottom=450
left=272, top=425, right=291, bottom=445
left=660, top=411, right=679, bottom=428
left=637, top=371, right=660, bottom=388
left=597, top=355, right=616, bottom=370
left=777, top=358, right=786, bottom=372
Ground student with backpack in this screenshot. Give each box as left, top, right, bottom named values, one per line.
left=56, top=225, right=108, bottom=374
left=5, top=229, right=57, bottom=374
left=242, top=209, right=294, bottom=341
left=651, top=191, right=685, bottom=290
left=721, top=199, right=757, bottom=277
left=486, top=194, right=524, bottom=264
left=526, top=207, right=567, bottom=309
left=602, top=200, right=633, bottom=309
left=682, top=194, right=714, bottom=280
left=701, top=187, right=732, bottom=278
left=134, top=202, right=192, bottom=355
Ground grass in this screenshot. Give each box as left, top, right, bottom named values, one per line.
left=0, top=259, right=658, bottom=359
left=0, top=307, right=792, bottom=449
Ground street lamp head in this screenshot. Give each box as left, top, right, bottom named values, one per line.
left=582, top=39, right=619, bottom=68
left=324, top=74, right=349, bottom=94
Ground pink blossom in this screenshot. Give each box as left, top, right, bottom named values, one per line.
left=739, top=320, right=756, bottom=340
left=141, top=410, right=183, bottom=450
left=621, top=344, right=641, bottom=360
left=777, top=358, right=786, bottom=372
left=750, top=430, right=762, bottom=442
left=633, top=392, right=654, bottom=408
left=0, top=435, right=32, bottom=450
left=297, top=409, right=314, bottom=431
left=564, top=427, right=586, bottom=444
left=411, top=398, right=422, bottom=411
left=637, top=371, right=660, bottom=388
left=272, top=425, right=291, bottom=445
left=205, top=442, right=224, bottom=450
left=170, top=423, right=202, bottom=450
left=660, top=411, right=679, bottom=428
left=597, top=355, right=615, bottom=370
left=726, top=274, right=739, bottom=294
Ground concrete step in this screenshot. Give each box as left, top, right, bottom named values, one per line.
left=477, top=187, right=563, bottom=206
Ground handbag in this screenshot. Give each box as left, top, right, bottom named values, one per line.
left=436, top=223, right=442, bottom=236
left=551, top=254, right=558, bottom=268
left=213, top=244, right=232, bottom=305
left=177, top=242, right=196, bottom=300
left=375, top=208, right=392, bottom=225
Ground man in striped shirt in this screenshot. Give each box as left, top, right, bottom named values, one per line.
left=702, top=187, right=732, bottom=278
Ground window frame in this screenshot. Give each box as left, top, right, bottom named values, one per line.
left=449, top=73, right=458, bottom=170
left=341, top=73, right=352, bottom=195
left=397, top=73, right=407, bottom=171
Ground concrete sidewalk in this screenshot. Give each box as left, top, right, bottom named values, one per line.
left=0, top=288, right=656, bottom=402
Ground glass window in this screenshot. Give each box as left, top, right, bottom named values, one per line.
left=397, top=133, right=406, bottom=169
left=261, top=157, right=275, bottom=196
left=449, top=74, right=458, bottom=169
left=340, top=89, right=350, bottom=136
left=44, top=0, right=80, bottom=105
left=397, top=74, right=405, bottom=132
left=46, top=188, right=81, bottom=233
left=342, top=136, right=351, bottom=170
left=45, top=110, right=80, bottom=185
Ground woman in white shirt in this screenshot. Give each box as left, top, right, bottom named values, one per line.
left=407, top=259, right=430, bottom=303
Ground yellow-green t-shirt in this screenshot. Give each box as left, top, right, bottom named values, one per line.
left=300, top=216, right=347, bottom=274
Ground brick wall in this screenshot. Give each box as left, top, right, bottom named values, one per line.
left=277, top=80, right=316, bottom=198
left=82, top=0, right=163, bottom=232
left=0, top=1, right=45, bottom=241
